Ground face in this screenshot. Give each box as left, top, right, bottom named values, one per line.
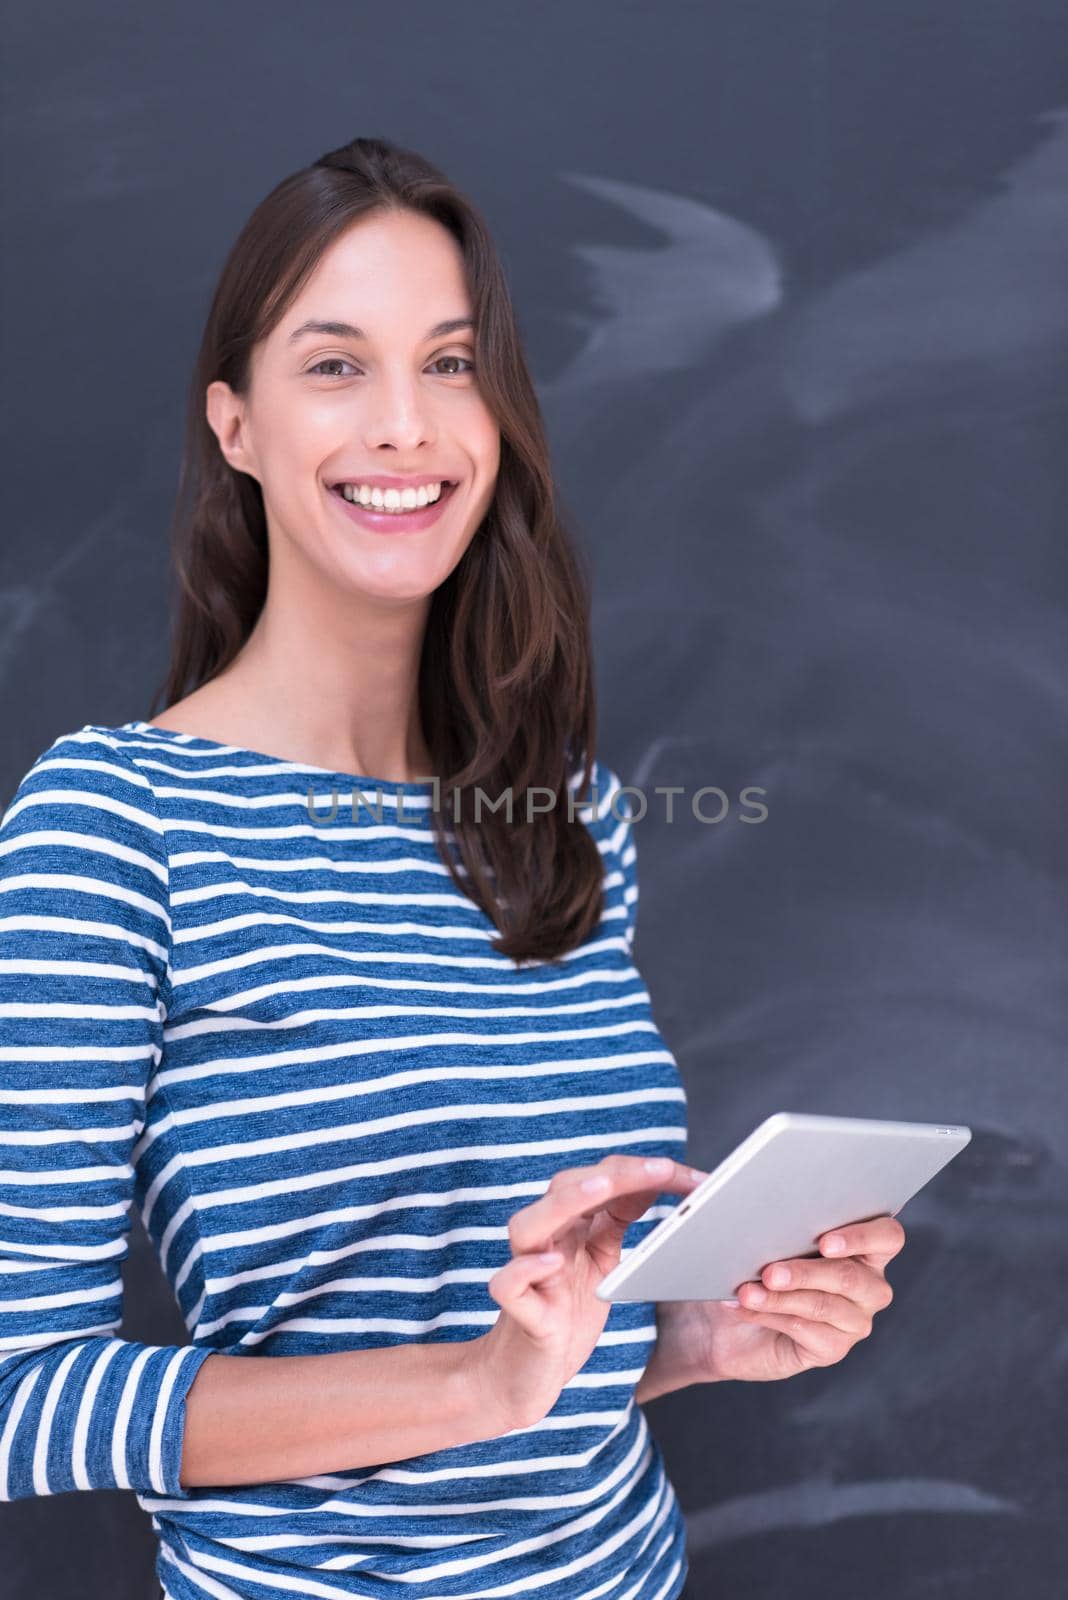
left=206, top=208, right=501, bottom=606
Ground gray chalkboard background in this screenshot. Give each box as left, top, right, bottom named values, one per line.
left=2, top=2, right=1066, bottom=1596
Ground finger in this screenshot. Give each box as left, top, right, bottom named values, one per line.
left=817, top=1214, right=906, bottom=1271
left=731, top=1307, right=854, bottom=1367
left=487, top=1250, right=566, bottom=1339
left=746, top=1256, right=894, bottom=1312
left=509, top=1155, right=704, bottom=1257
left=736, top=1281, right=874, bottom=1334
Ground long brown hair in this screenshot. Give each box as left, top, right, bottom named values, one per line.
left=149, top=134, right=607, bottom=966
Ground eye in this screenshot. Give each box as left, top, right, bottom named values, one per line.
left=308, top=357, right=358, bottom=378
left=306, top=353, right=476, bottom=380
left=431, top=354, right=476, bottom=376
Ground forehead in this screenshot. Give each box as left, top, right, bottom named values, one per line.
left=280, top=211, right=472, bottom=334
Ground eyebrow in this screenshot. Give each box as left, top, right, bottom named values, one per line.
left=286, top=317, right=475, bottom=346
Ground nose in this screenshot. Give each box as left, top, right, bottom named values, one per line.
left=359, top=368, right=438, bottom=454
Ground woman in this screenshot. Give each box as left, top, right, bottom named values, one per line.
left=0, top=136, right=902, bottom=1600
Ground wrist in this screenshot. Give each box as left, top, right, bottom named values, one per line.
left=447, top=1335, right=522, bottom=1443
left=635, top=1302, right=720, bottom=1405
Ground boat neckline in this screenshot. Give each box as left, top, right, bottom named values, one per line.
left=119, top=720, right=438, bottom=795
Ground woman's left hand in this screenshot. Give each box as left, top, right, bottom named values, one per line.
left=663, top=1215, right=906, bottom=1384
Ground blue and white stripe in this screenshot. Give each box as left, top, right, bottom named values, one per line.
left=0, top=720, right=690, bottom=1599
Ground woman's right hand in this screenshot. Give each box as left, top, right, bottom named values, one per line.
left=473, top=1153, right=703, bottom=1431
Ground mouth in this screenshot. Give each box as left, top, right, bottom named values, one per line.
left=328, top=477, right=460, bottom=490
left=325, top=478, right=460, bottom=533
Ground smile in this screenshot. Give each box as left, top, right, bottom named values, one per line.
left=327, top=479, right=459, bottom=534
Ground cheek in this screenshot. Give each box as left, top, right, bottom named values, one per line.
left=459, top=390, right=500, bottom=457
left=471, top=418, right=502, bottom=499
left=263, top=395, right=343, bottom=467
left=265, top=429, right=338, bottom=514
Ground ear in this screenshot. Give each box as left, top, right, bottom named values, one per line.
left=206, top=380, right=257, bottom=478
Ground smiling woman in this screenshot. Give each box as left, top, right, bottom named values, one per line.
left=0, top=135, right=693, bottom=1600
left=155, top=144, right=610, bottom=965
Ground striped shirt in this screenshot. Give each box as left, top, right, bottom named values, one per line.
left=0, top=719, right=690, bottom=1600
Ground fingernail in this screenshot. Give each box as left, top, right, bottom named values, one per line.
left=581, top=1175, right=611, bottom=1192
left=823, top=1234, right=845, bottom=1254
left=722, top=1297, right=740, bottom=1306
left=644, top=1157, right=672, bottom=1175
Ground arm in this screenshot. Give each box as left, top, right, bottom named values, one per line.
left=601, top=776, right=706, bottom=1407
left=0, top=732, right=516, bottom=1500
left=0, top=732, right=216, bottom=1499
left=602, top=778, right=709, bottom=1408
left=180, top=1338, right=505, bottom=1487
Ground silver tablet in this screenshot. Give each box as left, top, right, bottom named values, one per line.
left=595, top=1111, right=972, bottom=1303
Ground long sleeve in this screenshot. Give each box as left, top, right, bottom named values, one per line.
left=602, top=769, right=640, bottom=952
left=617, top=796, right=639, bottom=952
left=0, top=731, right=214, bottom=1501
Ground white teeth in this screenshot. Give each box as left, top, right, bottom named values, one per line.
left=338, top=481, right=447, bottom=511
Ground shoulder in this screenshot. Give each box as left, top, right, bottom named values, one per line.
left=569, top=758, right=640, bottom=949
left=566, top=756, right=635, bottom=852
left=0, top=724, right=172, bottom=978
left=1, top=723, right=167, bottom=863
left=5, top=722, right=159, bottom=801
